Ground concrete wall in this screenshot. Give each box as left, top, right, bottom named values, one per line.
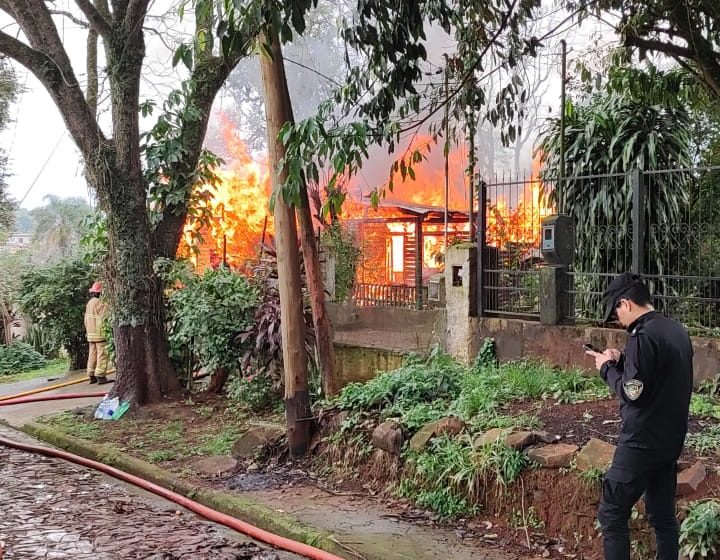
left=328, top=302, right=444, bottom=353
left=328, top=302, right=445, bottom=389
left=334, top=343, right=406, bottom=388
left=475, top=317, right=720, bottom=384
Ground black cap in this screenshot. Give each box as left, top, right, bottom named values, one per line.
left=601, top=273, right=647, bottom=323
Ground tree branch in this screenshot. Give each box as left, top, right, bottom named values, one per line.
left=153, top=56, right=241, bottom=258
left=624, top=34, right=697, bottom=59
left=0, top=24, right=104, bottom=158
left=124, top=0, right=150, bottom=32
left=49, top=9, right=89, bottom=28
left=73, top=0, right=112, bottom=37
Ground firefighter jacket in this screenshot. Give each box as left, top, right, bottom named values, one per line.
left=600, top=311, right=694, bottom=466
left=84, top=297, right=108, bottom=343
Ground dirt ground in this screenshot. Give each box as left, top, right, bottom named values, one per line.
left=504, top=397, right=720, bottom=468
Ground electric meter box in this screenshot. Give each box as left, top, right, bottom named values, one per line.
left=540, top=215, right=575, bottom=266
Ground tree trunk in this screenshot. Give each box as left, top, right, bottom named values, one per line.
left=112, top=321, right=178, bottom=403
left=274, top=56, right=338, bottom=397
left=259, top=31, right=311, bottom=458
left=297, top=190, right=338, bottom=396
left=98, top=163, right=181, bottom=404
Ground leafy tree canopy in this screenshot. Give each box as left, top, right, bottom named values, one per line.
left=0, top=58, right=19, bottom=241
left=567, top=0, right=720, bottom=101
left=210, top=0, right=547, bottom=214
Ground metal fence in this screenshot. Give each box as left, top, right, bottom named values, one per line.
left=480, top=167, right=720, bottom=335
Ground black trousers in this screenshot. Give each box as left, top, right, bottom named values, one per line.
left=598, top=461, right=678, bottom=560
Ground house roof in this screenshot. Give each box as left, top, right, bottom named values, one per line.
left=348, top=199, right=471, bottom=223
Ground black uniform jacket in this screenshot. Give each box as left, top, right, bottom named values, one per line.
left=600, top=311, right=694, bottom=473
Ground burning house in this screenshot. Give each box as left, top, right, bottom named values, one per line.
left=179, top=125, right=550, bottom=314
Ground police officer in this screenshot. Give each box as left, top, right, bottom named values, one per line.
left=585, top=272, right=693, bottom=560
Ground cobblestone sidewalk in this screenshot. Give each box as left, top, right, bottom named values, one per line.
left=0, top=444, right=297, bottom=559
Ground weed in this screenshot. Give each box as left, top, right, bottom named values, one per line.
left=511, top=506, right=545, bottom=530
left=42, top=411, right=102, bottom=441
left=690, top=393, right=720, bottom=420
left=388, top=400, right=448, bottom=431
left=580, top=467, right=604, bottom=485
left=196, top=405, right=214, bottom=419
left=336, top=350, right=463, bottom=423
left=201, top=426, right=243, bottom=456
left=148, top=450, right=176, bottom=463
left=398, top=435, right=528, bottom=518
left=469, top=413, right=541, bottom=434
left=151, top=420, right=184, bottom=445
left=686, top=425, right=720, bottom=455
left=680, top=500, right=720, bottom=559
left=399, top=484, right=476, bottom=518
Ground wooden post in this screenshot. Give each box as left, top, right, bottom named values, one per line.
left=272, top=35, right=338, bottom=398
left=259, top=31, right=311, bottom=457
left=415, top=217, right=423, bottom=309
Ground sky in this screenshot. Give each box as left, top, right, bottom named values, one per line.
left=0, top=2, right=617, bottom=211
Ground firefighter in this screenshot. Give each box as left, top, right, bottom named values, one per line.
left=586, top=272, right=693, bottom=560
left=84, top=281, right=112, bottom=385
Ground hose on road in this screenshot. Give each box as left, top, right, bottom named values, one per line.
left=0, top=376, right=92, bottom=402
left=0, top=393, right=346, bottom=560
left=0, top=392, right=107, bottom=406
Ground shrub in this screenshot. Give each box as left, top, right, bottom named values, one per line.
left=168, top=267, right=260, bottom=381
left=227, top=369, right=279, bottom=412
left=680, top=500, right=720, bottom=559
left=23, top=322, right=59, bottom=357
left=0, top=342, right=47, bottom=375
left=17, top=259, right=93, bottom=370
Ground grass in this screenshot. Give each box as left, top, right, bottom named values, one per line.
left=201, top=425, right=244, bottom=455
left=0, top=358, right=70, bottom=385
left=396, top=435, right=529, bottom=518
left=42, top=410, right=102, bottom=441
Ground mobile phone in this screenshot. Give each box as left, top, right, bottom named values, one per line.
left=583, top=343, right=602, bottom=353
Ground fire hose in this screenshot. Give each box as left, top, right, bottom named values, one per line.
left=0, top=393, right=346, bottom=560
left=0, top=376, right=91, bottom=401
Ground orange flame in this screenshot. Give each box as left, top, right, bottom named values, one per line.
left=179, top=117, right=273, bottom=270
left=345, top=145, right=550, bottom=286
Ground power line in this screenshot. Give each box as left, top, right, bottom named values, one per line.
left=19, top=131, right=66, bottom=206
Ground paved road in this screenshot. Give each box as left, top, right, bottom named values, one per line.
left=0, top=428, right=300, bottom=559
left=0, top=371, right=106, bottom=427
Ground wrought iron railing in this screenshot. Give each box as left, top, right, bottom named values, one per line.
left=482, top=167, right=720, bottom=335
left=352, top=283, right=428, bottom=309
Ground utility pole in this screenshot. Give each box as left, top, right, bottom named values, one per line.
left=277, top=59, right=338, bottom=399
left=259, top=30, right=311, bottom=457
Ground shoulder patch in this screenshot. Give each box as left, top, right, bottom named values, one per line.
left=623, top=379, right=644, bottom=401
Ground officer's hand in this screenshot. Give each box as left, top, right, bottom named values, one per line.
left=606, top=348, right=622, bottom=362
left=585, top=349, right=615, bottom=370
